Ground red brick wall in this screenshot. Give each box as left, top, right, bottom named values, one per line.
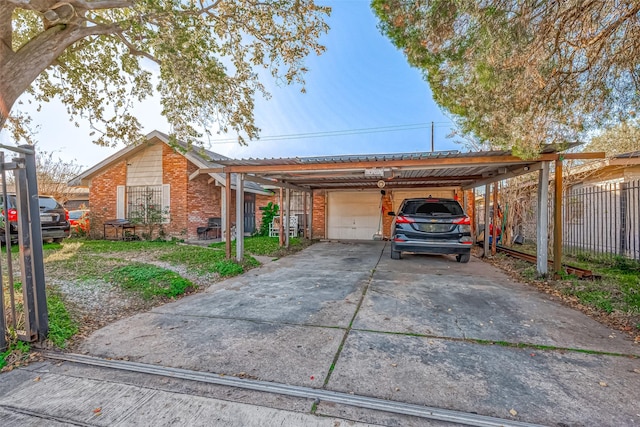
left=255, top=193, right=276, bottom=233
left=162, top=144, right=189, bottom=237
left=312, top=190, right=326, bottom=239
left=88, top=161, right=126, bottom=238
left=382, top=192, right=394, bottom=239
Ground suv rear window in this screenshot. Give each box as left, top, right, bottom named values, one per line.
left=401, top=199, right=464, bottom=216
left=38, top=196, right=61, bottom=210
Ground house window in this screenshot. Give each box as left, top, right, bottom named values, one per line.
left=127, top=185, right=163, bottom=223
left=116, top=184, right=170, bottom=223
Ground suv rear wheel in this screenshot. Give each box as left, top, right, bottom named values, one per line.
left=456, top=252, right=471, bottom=263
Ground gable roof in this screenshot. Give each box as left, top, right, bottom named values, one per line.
left=68, top=131, right=270, bottom=195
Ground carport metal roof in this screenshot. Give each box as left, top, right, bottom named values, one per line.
left=191, top=145, right=603, bottom=191
left=200, top=145, right=604, bottom=279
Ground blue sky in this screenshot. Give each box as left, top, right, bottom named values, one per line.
left=2, top=0, right=463, bottom=168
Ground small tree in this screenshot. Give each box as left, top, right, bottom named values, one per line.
left=257, top=202, right=279, bottom=237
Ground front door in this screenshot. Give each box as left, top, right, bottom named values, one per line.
left=244, top=193, right=256, bottom=235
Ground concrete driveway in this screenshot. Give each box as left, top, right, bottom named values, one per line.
left=6, top=242, right=640, bottom=426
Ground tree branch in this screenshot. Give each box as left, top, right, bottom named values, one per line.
left=0, top=2, right=14, bottom=61
left=115, top=33, right=160, bottom=64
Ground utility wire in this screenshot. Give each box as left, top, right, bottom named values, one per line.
left=209, top=122, right=454, bottom=144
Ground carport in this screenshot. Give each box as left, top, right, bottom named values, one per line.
left=191, top=147, right=603, bottom=276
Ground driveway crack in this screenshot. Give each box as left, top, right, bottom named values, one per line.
left=454, top=316, right=466, bottom=340
left=313, top=242, right=386, bottom=413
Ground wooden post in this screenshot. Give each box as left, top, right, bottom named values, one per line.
left=225, top=172, right=232, bottom=259
left=554, top=158, right=563, bottom=276
left=537, top=162, right=550, bottom=276
left=235, top=173, right=244, bottom=262
left=491, top=182, right=499, bottom=256
left=468, top=189, right=476, bottom=243
left=309, top=190, right=314, bottom=240
left=303, top=190, right=308, bottom=239
left=278, top=188, right=284, bottom=247
left=285, top=187, right=291, bottom=248
left=483, top=184, right=490, bottom=257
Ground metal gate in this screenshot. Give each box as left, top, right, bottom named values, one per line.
left=0, top=145, right=48, bottom=352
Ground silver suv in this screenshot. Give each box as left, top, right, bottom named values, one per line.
left=388, top=197, right=472, bottom=262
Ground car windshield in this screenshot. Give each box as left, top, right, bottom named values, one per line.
left=401, top=200, right=464, bottom=216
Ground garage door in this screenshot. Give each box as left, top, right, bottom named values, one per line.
left=327, top=191, right=381, bottom=240
left=391, top=189, right=455, bottom=212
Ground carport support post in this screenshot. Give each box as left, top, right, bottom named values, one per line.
left=285, top=187, right=291, bottom=248
left=468, top=189, right=476, bottom=243
left=308, top=190, right=313, bottom=240
left=278, top=188, right=284, bottom=247
left=483, top=184, right=490, bottom=257
left=302, top=191, right=307, bottom=239
left=235, top=173, right=244, bottom=261
left=553, top=158, right=563, bottom=276
left=537, top=161, right=550, bottom=276
left=492, top=182, right=499, bottom=256
left=225, top=173, right=232, bottom=259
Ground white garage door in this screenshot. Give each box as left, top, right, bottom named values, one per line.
left=392, top=189, right=455, bottom=212
left=327, top=191, right=381, bottom=240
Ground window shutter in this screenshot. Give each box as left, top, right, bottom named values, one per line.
left=162, top=184, right=170, bottom=223
left=116, top=186, right=125, bottom=219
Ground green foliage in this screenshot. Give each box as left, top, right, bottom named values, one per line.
left=107, top=263, right=194, bottom=300
left=0, top=341, right=30, bottom=371
left=372, top=1, right=640, bottom=156
left=209, top=236, right=303, bottom=257
left=257, top=202, right=280, bottom=237
left=47, top=291, right=79, bottom=348
left=213, top=260, right=245, bottom=277
left=3, top=1, right=331, bottom=148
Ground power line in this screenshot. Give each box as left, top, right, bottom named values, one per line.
left=208, top=121, right=455, bottom=144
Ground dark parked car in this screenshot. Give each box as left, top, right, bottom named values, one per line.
left=0, top=194, right=71, bottom=243
left=388, top=197, right=472, bottom=263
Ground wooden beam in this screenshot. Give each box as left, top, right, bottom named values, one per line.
left=242, top=174, right=307, bottom=192
left=188, top=170, right=201, bottom=181
left=278, top=188, right=284, bottom=247
left=562, top=152, right=605, bottom=160
left=553, top=159, right=563, bottom=276
left=217, top=154, right=559, bottom=174
left=462, top=163, right=543, bottom=190
left=291, top=175, right=484, bottom=185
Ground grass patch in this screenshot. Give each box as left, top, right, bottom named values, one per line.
left=209, top=236, right=304, bottom=257
left=107, top=263, right=195, bottom=300
left=47, top=290, right=79, bottom=348
left=157, top=245, right=254, bottom=276
left=0, top=341, right=30, bottom=371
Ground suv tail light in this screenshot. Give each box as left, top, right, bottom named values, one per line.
left=65, top=209, right=69, bottom=221
left=395, top=215, right=414, bottom=224
left=7, top=208, right=17, bottom=222
left=453, top=216, right=471, bottom=225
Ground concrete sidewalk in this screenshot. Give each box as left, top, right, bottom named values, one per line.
left=2, top=241, right=639, bottom=426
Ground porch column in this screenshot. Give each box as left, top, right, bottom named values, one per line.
left=236, top=173, right=244, bottom=261
left=553, top=158, right=563, bottom=276
left=468, top=189, right=476, bottom=244
left=285, top=187, right=291, bottom=248
left=537, top=161, right=550, bottom=276
left=492, top=182, right=499, bottom=255
left=483, top=184, right=490, bottom=257
left=225, top=173, right=232, bottom=259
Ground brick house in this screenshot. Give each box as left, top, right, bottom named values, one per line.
left=69, top=131, right=275, bottom=240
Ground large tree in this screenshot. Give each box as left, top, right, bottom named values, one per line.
left=1, top=0, right=330, bottom=146
left=372, top=1, right=640, bottom=157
